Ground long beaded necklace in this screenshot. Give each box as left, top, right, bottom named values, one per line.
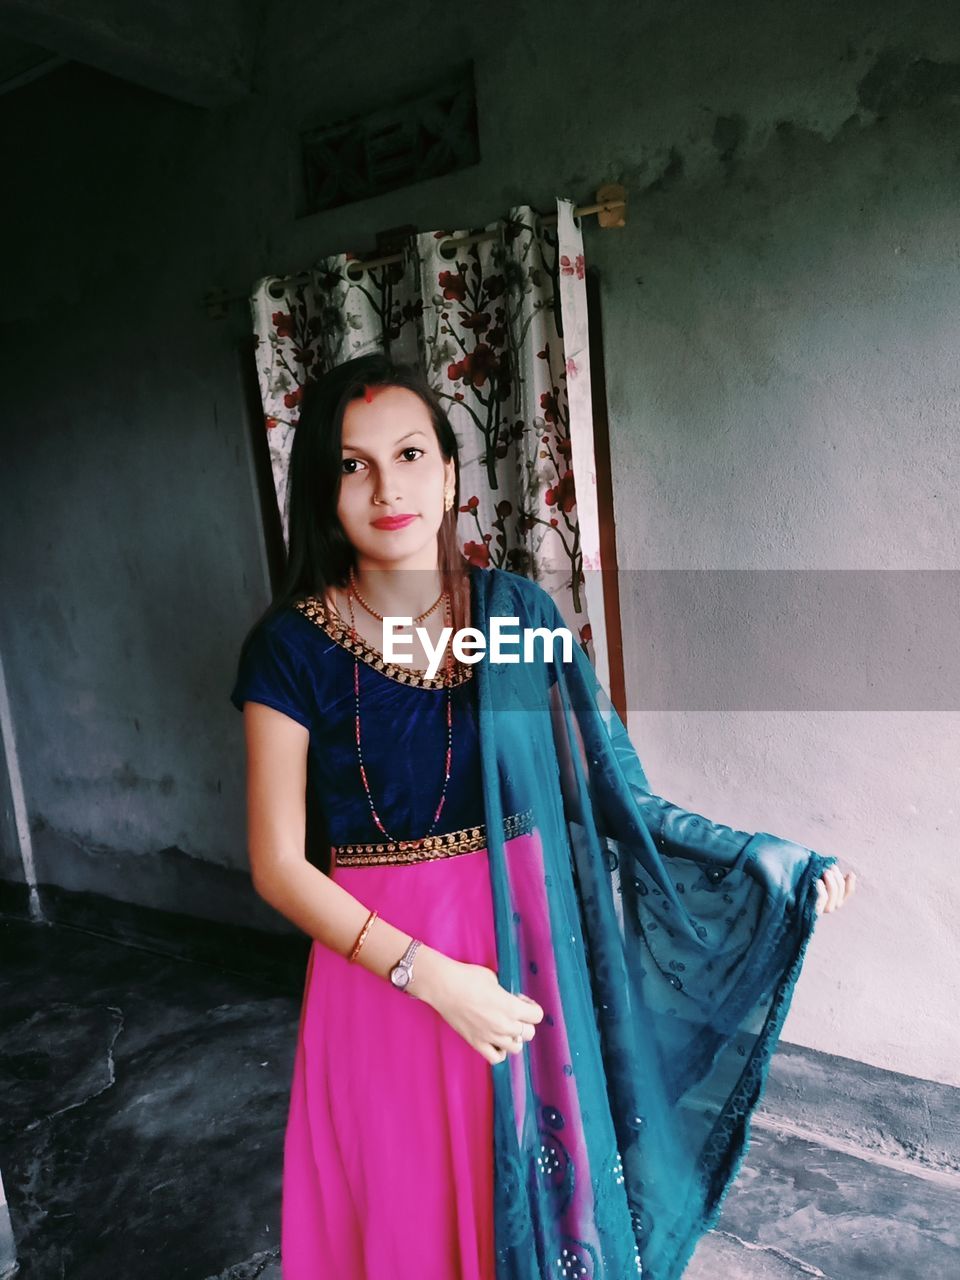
left=342, top=567, right=455, bottom=844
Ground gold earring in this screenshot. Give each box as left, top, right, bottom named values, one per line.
left=443, top=487, right=454, bottom=512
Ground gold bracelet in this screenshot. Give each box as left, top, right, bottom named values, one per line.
left=348, top=908, right=379, bottom=963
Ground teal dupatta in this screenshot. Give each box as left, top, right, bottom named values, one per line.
left=471, top=563, right=836, bottom=1280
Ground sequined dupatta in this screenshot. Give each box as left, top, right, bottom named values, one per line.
left=470, top=564, right=836, bottom=1280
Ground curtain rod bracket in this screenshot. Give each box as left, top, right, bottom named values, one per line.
left=583, top=183, right=626, bottom=229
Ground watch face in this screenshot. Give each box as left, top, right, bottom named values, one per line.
left=392, top=966, right=410, bottom=988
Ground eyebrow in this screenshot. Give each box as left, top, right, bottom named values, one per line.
left=341, top=430, right=428, bottom=454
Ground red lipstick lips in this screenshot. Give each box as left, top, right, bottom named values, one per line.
left=371, top=514, right=418, bottom=530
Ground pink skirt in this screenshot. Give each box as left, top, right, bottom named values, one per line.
left=280, top=839, right=503, bottom=1280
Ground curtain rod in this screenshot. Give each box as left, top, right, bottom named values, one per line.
left=294, top=186, right=626, bottom=282
left=203, top=184, right=625, bottom=314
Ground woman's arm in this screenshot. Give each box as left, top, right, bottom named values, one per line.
left=242, top=700, right=546, bottom=1059
left=242, top=701, right=446, bottom=1002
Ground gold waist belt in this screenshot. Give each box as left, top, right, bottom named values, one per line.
left=332, top=808, right=535, bottom=867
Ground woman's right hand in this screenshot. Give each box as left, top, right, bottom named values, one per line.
left=412, top=952, right=545, bottom=1065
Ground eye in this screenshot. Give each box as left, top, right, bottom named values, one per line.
left=401, top=447, right=424, bottom=461
left=341, top=457, right=366, bottom=475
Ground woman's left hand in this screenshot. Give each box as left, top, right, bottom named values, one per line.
left=815, top=864, right=857, bottom=915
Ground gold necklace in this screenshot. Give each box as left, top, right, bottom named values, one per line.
left=348, top=564, right=444, bottom=624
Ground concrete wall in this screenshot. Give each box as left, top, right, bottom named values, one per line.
left=0, top=0, right=957, bottom=1083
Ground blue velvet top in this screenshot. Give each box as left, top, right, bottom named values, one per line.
left=229, top=588, right=487, bottom=850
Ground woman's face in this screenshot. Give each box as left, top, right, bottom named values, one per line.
left=337, top=384, right=455, bottom=570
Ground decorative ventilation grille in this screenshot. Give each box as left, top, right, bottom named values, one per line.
left=299, top=64, right=479, bottom=214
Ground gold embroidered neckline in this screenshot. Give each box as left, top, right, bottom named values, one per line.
left=292, top=595, right=474, bottom=689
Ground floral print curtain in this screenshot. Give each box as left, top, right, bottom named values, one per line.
left=248, top=198, right=609, bottom=685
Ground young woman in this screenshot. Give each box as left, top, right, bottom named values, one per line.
left=231, top=354, right=547, bottom=1279
left=231, top=352, right=855, bottom=1280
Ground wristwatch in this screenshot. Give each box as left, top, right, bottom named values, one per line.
left=389, top=937, right=422, bottom=993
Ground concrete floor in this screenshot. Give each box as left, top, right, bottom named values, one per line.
left=2, top=912, right=958, bottom=1279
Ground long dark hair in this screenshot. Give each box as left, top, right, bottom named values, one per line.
left=240, top=352, right=472, bottom=653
